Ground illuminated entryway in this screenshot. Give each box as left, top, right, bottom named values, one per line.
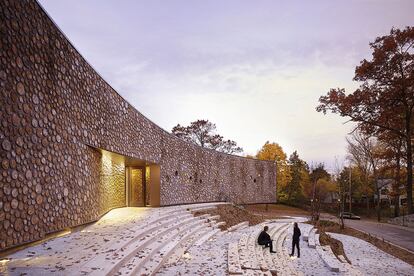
left=97, top=148, right=160, bottom=208
left=126, top=166, right=155, bottom=207
left=127, top=167, right=145, bottom=207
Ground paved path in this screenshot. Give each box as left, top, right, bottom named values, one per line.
left=321, top=213, right=414, bottom=253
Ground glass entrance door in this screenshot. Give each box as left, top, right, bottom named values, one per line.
left=128, top=167, right=145, bottom=207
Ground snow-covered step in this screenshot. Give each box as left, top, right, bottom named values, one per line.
left=303, top=226, right=313, bottom=241
left=135, top=223, right=209, bottom=275
left=188, top=206, right=218, bottom=212
left=238, top=234, right=251, bottom=269
left=193, top=228, right=221, bottom=247
left=216, top=221, right=226, bottom=227
left=251, top=228, right=268, bottom=271
left=228, top=242, right=243, bottom=274
left=262, top=223, right=287, bottom=273
left=227, top=221, right=249, bottom=232
left=197, top=214, right=211, bottom=219
left=316, top=245, right=341, bottom=272
left=185, top=202, right=228, bottom=211
left=275, top=225, right=298, bottom=276
left=308, top=228, right=317, bottom=248
left=315, top=233, right=320, bottom=246
left=81, top=211, right=192, bottom=274
left=246, top=228, right=261, bottom=270
left=209, top=215, right=221, bottom=220
left=87, top=215, right=200, bottom=275
left=165, top=225, right=219, bottom=265
left=115, top=217, right=208, bottom=275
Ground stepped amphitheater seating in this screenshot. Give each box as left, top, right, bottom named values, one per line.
left=226, top=221, right=249, bottom=232
left=308, top=228, right=317, bottom=248
left=228, top=221, right=365, bottom=276
left=305, top=225, right=341, bottom=272
left=307, top=226, right=363, bottom=275
left=75, top=203, right=226, bottom=276
left=228, top=223, right=303, bottom=275
left=302, top=225, right=314, bottom=241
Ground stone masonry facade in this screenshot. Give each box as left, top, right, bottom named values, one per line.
left=0, top=0, right=277, bottom=250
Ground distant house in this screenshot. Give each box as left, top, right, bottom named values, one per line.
left=323, top=191, right=340, bottom=204
left=375, top=179, right=405, bottom=207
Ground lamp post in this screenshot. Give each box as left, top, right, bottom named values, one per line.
left=338, top=197, right=344, bottom=229
left=311, top=198, right=314, bottom=221
left=338, top=198, right=341, bottom=217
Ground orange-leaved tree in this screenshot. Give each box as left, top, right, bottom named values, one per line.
left=317, top=27, right=414, bottom=214
left=256, top=141, right=292, bottom=201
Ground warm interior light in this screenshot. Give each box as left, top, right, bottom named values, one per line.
left=100, top=150, right=126, bottom=211
left=0, top=259, right=10, bottom=264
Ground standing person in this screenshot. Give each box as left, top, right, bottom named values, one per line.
left=290, top=222, right=301, bottom=258
left=258, top=226, right=276, bottom=253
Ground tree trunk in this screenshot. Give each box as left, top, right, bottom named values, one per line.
left=405, top=109, right=413, bottom=214
left=377, top=188, right=381, bottom=222
left=394, top=150, right=401, bottom=217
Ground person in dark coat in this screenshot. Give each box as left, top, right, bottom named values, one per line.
left=290, top=222, right=301, bottom=257
left=257, top=226, right=276, bottom=253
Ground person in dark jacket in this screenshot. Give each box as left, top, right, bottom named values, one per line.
left=290, top=222, right=301, bottom=257
left=257, top=226, right=276, bottom=253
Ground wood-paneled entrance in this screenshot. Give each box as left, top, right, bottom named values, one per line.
left=127, top=167, right=145, bottom=207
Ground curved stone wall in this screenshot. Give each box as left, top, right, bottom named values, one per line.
left=0, top=0, right=276, bottom=250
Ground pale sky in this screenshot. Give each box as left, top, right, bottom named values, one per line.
left=38, top=0, right=414, bottom=171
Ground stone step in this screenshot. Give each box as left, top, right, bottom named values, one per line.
left=188, top=205, right=218, bottom=213
left=135, top=223, right=209, bottom=275
left=216, top=221, right=226, bottom=227
left=246, top=228, right=261, bottom=270
left=79, top=211, right=192, bottom=273
left=238, top=234, right=251, bottom=269
left=115, top=217, right=208, bottom=275
left=262, top=223, right=287, bottom=273
left=86, top=215, right=200, bottom=275
left=227, top=221, right=249, bottom=232
left=64, top=209, right=188, bottom=264
left=163, top=224, right=220, bottom=266
left=308, top=228, right=317, bottom=248
left=275, top=225, right=300, bottom=276
left=193, top=227, right=221, bottom=247
left=198, top=214, right=212, bottom=219
left=303, top=226, right=313, bottom=241
left=209, top=214, right=221, bottom=220
left=253, top=228, right=269, bottom=271
left=228, top=242, right=243, bottom=274
left=315, top=245, right=341, bottom=272
left=315, top=233, right=320, bottom=246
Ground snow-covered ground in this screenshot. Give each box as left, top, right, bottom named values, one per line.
left=328, top=232, right=413, bottom=276
left=0, top=205, right=413, bottom=276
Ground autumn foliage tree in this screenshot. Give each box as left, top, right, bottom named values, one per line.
left=256, top=141, right=291, bottom=199
left=286, top=151, right=308, bottom=203
left=309, top=163, right=332, bottom=220
left=317, top=27, right=414, bottom=214
left=171, top=119, right=243, bottom=154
